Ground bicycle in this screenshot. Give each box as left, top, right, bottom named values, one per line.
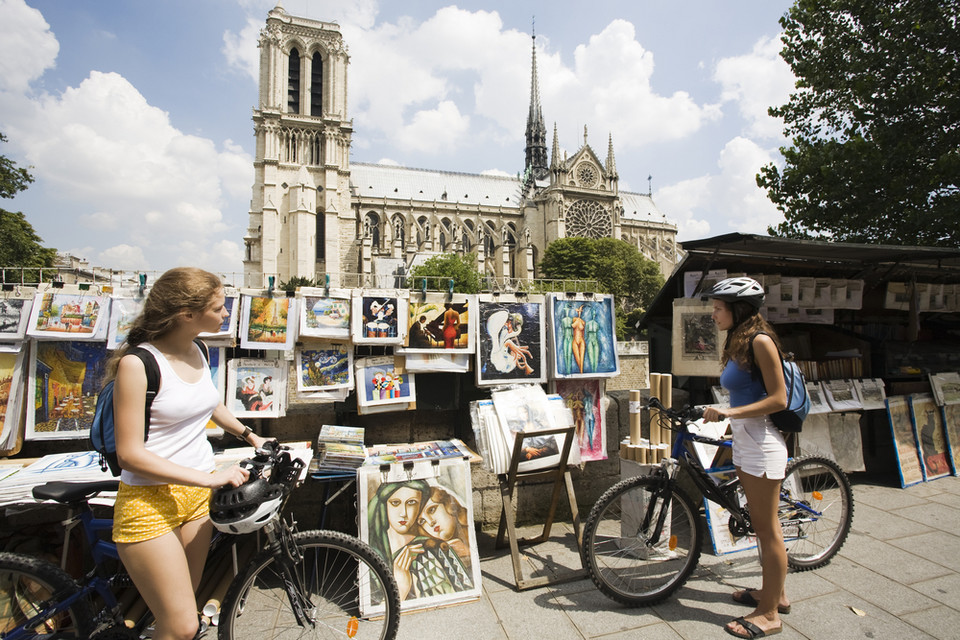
left=581, top=397, right=854, bottom=606
left=0, top=441, right=401, bottom=640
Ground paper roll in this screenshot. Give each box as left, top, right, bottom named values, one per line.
left=661, top=374, right=673, bottom=409
left=649, top=373, right=662, bottom=447
left=629, top=390, right=642, bottom=444
left=649, top=373, right=662, bottom=403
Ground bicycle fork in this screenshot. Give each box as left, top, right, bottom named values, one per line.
left=642, top=459, right=682, bottom=548
left=263, top=521, right=316, bottom=629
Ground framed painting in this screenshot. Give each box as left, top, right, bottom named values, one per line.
left=239, top=294, right=297, bottom=351
left=26, top=340, right=110, bottom=440
left=226, top=358, right=285, bottom=419
left=671, top=298, right=725, bottom=377
left=0, top=296, right=33, bottom=340
left=552, top=378, right=606, bottom=462
left=351, top=289, right=409, bottom=346
left=105, top=295, right=144, bottom=350
left=358, top=457, right=482, bottom=614
left=296, top=342, right=353, bottom=392
left=908, top=394, right=952, bottom=481
left=0, top=345, right=27, bottom=449
left=475, top=295, right=546, bottom=386
left=198, top=293, right=239, bottom=341
left=355, top=356, right=416, bottom=408
left=885, top=396, right=924, bottom=488
left=26, top=290, right=108, bottom=341
left=397, top=293, right=476, bottom=354
left=939, top=403, right=960, bottom=476
left=546, top=294, right=619, bottom=379
left=298, top=287, right=351, bottom=340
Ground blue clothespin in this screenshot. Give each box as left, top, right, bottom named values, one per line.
left=448, top=279, right=454, bottom=298
left=421, top=279, right=427, bottom=298
left=324, top=274, right=330, bottom=297
left=138, top=273, right=147, bottom=298
left=267, top=276, right=275, bottom=297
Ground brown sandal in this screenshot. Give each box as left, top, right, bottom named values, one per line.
left=732, top=589, right=791, bottom=614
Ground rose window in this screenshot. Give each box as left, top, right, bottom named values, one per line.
left=565, top=200, right=612, bottom=239
left=576, top=163, right=598, bottom=188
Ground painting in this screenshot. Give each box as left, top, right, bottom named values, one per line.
left=490, top=385, right=568, bottom=473
left=552, top=378, right=606, bottom=462
left=106, top=295, right=145, bottom=350
left=298, top=287, right=351, bottom=340
left=704, top=466, right=757, bottom=556
left=806, top=382, right=830, bottom=414
left=226, top=358, right=285, bottom=419
left=358, top=458, right=481, bottom=614
left=26, top=340, right=110, bottom=440
left=475, top=296, right=546, bottom=386
left=351, top=289, right=409, bottom=346
left=823, top=379, right=862, bottom=411
left=0, top=296, right=33, bottom=340
left=296, top=342, right=353, bottom=392
left=939, top=404, right=960, bottom=476
left=908, top=394, right=951, bottom=481
left=198, top=293, right=239, bottom=341
left=885, top=396, right=924, bottom=488
left=398, top=293, right=476, bottom=354
left=547, top=294, right=619, bottom=379
left=853, top=378, right=887, bottom=410
left=929, top=372, right=960, bottom=406
left=0, top=345, right=27, bottom=450
left=26, top=291, right=107, bottom=340
left=356, top=356, right=416, bottom=408
left=671, top=298, right=725, bottom=377
left=239, top=294, right=296, bottom=350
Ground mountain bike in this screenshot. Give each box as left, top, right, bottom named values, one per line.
left=0, top=442, right=401, bottom=639
left=581, top=397, right=854, bottom=606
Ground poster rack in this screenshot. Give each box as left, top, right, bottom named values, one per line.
left=494, top=426, right=588, bottom=590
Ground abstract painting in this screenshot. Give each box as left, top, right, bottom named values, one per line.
left=26, top=341, right=110, bottom=440
left=476, top=296, right=546, bottom=386
left=398, top=293, right=476, bottom=354
left=298, top=287, right=351, bottom=340
left=356, top=356, right=416, bottom=408
left=547, top=294, right=619, bottom=379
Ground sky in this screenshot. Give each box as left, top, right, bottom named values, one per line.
left=0, top=0, right=797, bottom=277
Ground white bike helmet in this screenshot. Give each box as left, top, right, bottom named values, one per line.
left=704, top=277, right=765, bottom=310
left=210, top=477, right=285, bottom=534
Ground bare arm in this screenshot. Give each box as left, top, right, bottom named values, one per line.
left=703, top=334, right=787, bottom=421
left=210, top=402, right=271, bottom=450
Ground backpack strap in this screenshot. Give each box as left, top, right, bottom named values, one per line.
left=193, top=337, right=209, bottom=363
left=126, top=346, right=161, bottom=442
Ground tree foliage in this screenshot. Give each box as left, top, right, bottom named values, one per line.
left=539, top=237, right=664, bottom=338
left=407, top=252, right=483, bottom=294
left=759, top=0, right=960, bottom=246
left=0, top=133, right=56, bottom=273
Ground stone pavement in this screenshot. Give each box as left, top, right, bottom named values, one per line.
left=394, top=474, right=960, bottom=639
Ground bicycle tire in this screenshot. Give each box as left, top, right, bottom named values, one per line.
left=581, top=476, right=702, bottom=606
left=780, top=455, right=854, bottom=570
left=217, top=529, right=400, bottom=640
left=0, top=551, right=95, bottom=639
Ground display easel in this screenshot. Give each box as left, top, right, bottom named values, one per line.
left=495, top=426, right=588, bottom=590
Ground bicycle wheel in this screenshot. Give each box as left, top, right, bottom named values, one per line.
left=218, top=530, right=400, bottom=640
left=0, top=551, right=95, bottom=639
left=581, top=476, right=702, bottom=606
left=780, top=455, right=854, bottom=570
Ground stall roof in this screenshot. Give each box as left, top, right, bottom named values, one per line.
left=641, top=233, right=960, bottom=328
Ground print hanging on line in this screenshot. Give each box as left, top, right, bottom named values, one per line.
left=475, top=295, right=546, bottom=386
left=26, top=341, right=110, bottom=440
left=239, top=293, right=297, bottom=351
left=397, top=292, right=476, bottom=354
left=26, top=290, right=108, bottom=341
left=298, top=287, right=351, bottom=340
left=226, top=358, right=286, bottom=419
left=671, top=298, right=725, bottom=377
left=0, top=295, right=33, bottom=341
left=547, top=294, right=619, bottom=379
left=198, top=293, right=240, bottom=341
left=296, top=342, right=353, bottom=392
left=105, top=295, right=145, bottom=350
left=552, top=378, right=607, bottom=462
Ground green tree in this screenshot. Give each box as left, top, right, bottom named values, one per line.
left=539, top=237, right=664, bottom=339
left=407, top=252, right=483, bottom=294
left=0, top=133, right=56, bottom=277
left=279, top=275, right=317, bottom=293
left=759, top=0, right=960, bottom=246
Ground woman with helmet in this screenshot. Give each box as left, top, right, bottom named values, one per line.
left=110, top=267, right=270, bottom=640
left=701, top=276, right=790, bottom=639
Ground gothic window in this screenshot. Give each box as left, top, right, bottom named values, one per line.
left=565, top=199, right=612, bottom=239
left=576, top=162, right=598, bottom=188
left=310, top=52, right=323, bottom=117
left=287, top=48, right=301, bottom=114
left=505, top=223, right=517, bottom=249
left=462, top=220, right=474, bottom=251
left=416, top=216, right=429, bottom=246
left=392, top=215, right=405, bottom=244
left=315, top=208, right=325, bottom=260
left=483, top=222, right=496, bottom=255
left=365, top=212, right=381, bottom=249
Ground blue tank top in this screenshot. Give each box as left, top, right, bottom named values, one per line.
left=720, top=359, right=767, bottom=408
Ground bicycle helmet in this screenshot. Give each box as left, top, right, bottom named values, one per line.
left=210, top=477, right=285, bottom=534
left=703, top=277, right=765, bottom=310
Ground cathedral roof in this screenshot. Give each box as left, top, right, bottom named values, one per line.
left=350, top=163, right=522, bottom=209
left=620, top=191, right=669, bottom=224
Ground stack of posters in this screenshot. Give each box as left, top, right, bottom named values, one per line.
left=312, top=425, right=366, bottom=475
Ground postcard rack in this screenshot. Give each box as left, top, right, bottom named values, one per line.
left=495, top=426, right=588, bottom=590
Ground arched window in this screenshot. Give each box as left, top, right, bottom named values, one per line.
left=484, top=222, right=496, bottom=255
left=310, top=52, right=323, bottom=117
left=505, top=223, right=517, bottom=249
left=315, top=208, right=325, bottom=260
left=462, top=220, right=474, bottom=252
left=288, top=48, right=301, bottom=114
left=417, top=216, right=429, bottom=246
left=440, top=218, right=451, bottom=250
left=365, top=212, right=381, bottom=249
left=392, top=215, right=405, bottom=244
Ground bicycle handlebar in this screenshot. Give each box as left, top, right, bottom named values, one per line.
left=646, top=397, right=705, bottom=424
left=239, top=440, right=305, bottom=491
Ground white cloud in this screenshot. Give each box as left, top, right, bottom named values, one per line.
left=222, top=17, right=262, bottom=83
left=0, top=0, right=58, bottom=94
left=394, top=101, right=471, bottom=153
left=714, top=35, right=794, bottom=140
left=98, top=244, right=149, bottom=271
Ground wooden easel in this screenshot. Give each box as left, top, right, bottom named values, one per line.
left=495, top=426, right=588, bottom=590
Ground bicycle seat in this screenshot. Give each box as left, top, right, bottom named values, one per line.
left=33, top=480, right=120, bottom=504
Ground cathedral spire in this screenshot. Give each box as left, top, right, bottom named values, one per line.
left=551, top=122, right=560, bottom=171
left=606, top=133, right=618, bottom=178
left=524, top=20, right=549, bottom=181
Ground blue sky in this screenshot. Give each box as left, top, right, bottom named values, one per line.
left=0, top=0, right=795, bottom=276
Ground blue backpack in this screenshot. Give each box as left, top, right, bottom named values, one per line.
left=750, top=332, right=810, bottom=433
left=90, top=340, right=208, bottom=476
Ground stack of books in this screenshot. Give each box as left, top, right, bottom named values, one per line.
left=311, top=425, right=366, bottom=475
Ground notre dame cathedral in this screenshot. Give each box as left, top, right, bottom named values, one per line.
left=243, top=5, right=679, bottom=289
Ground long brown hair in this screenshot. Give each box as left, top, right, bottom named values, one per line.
left=720, top=300, right=782, bottom=369
left=106, top=267, right=222, bottom=378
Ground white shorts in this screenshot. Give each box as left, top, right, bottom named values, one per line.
left=730, top=415, right=788, bottom=480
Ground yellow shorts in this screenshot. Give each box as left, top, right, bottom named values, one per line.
left=112, top=482, right=211, bottom=544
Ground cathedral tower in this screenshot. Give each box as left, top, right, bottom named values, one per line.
left=524, top=30, right=549, bottom=183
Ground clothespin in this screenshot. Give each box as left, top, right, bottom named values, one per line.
left=448, top=279, right=454, bottom=298
left=402, top=461, right=415, bottom=479
left=78, top=283, right=90, bottom=291
left=324, top=274, right=330, bottom=297
left=564, top=291, right=577, bottom=298
left=420, top=279, right=427, bottom=298
left=1, top=284, right=13, bottom=292
left=267, top=276, right=275, bottom=297
left=138, top=273, right=147, bottom=298
left=584, top=291, right=595, bottom=299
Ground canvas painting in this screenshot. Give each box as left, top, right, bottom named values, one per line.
left=398, top=293, right=476, bottom=354
left=26, top=291, right=107, bottom=340
left=476, top=296, right=546, bottom=386
left=671, top=298, right=725, bottom=377
left=704, top=466, right=757, bottom=555
left=226, top=358, right=285, bottom=418
left=198, top=294, right=239, bottom=340
left=358, top=458, right=482, bottom=614
left=26, top=340, right=110, bottom=440
left=0, top=297, right=33, bottom=340
left=0, top=345, right=27, bottom=449
left=939, top=404, right=960, bottom=476
left=106, top=296, right=145, bottom=350
left=490, top=385, right=567, bottom=473
left=547, top=294, right=619, bottom=379
left=908, top=394, right=951, bottom=481
left=298, top=287, right=351, bottom=340
left=239, top=294, right=296, bottom=350
left=356, top=356, right=416, bottom=408
left=296, top=342, right=353, bottom=392
left=552, top=379, right=606, bottom=462
left=885, top=396, right=924, bottom=488
left=351, top=289, right=409, bottom=346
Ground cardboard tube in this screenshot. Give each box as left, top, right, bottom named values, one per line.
left=205, top=540, right=257, bottom=621
left=620, top=440, right=630, bottom=461
left=123, top=594, right=148, bottom=629
left=200, top=554, right=234, bottom=618
left=649, top=373, right=662, bottom=448
left=661, top=374, right=673, bottom=410
left=629, top=390, right=642, bottom=445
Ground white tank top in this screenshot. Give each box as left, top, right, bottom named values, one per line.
left=120, top=342, right=218, bottom=486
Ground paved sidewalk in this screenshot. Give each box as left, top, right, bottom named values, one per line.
left=395, top=474, right=960, bottom=639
